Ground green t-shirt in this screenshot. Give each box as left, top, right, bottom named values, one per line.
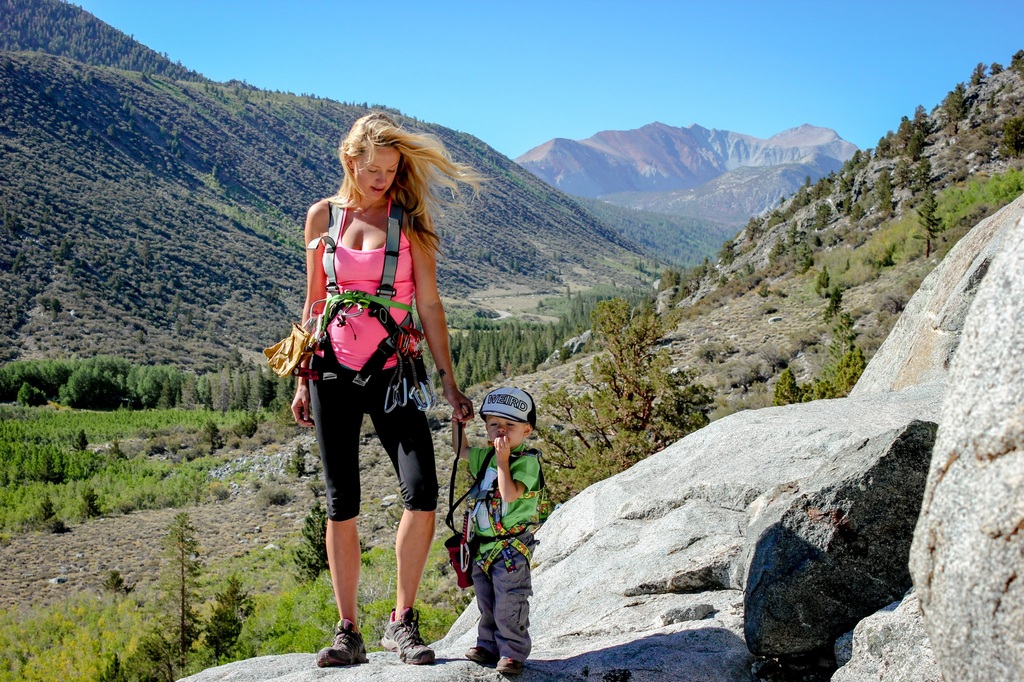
left=468, top=444, right=541, bottom=556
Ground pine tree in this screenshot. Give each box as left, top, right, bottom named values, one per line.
left=540, top=298, right=713, bottom=498
left=205, top=574, right=253, bottom=661
left=1001, top=117, right=1024, bottom=158
left=773, top=368, right=803, bottom=406
left=942, top=83, right=968, bottom=132
left=149, top=512, right=202, bottom=676
left=875, top=168, right=893, bottom=214
left=918, top=190, right=943, bottom=258
left=295, top=501, right=329, bottom=582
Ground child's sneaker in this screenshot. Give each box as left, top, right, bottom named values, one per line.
left=497, top=657, right=524, bottom=675
left=316, top=619, right=367, bottom=667
left=465, top=645, right=500, bottom=664
left=381, top=607, right=435, bottom=665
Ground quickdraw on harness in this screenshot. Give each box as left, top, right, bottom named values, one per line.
left=303, top=200, right=437, bottom=411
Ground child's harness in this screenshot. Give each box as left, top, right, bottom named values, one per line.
left=473, top=457, right=541, bottom=573
left=303, top=200, right=435, bottom=410
left=447, top=422, right=545, bottom=575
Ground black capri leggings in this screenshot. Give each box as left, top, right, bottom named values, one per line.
left=308, top=345, right=438, bottom=522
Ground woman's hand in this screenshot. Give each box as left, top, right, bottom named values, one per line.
left=444, top=384, right=474, bottom=423
left=292, top=383, right=314, bottom=427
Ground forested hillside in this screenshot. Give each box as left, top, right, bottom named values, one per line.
left=572, top=196, right=737, bottom=266
left=0, top=0, right=204, bottom=81
left=0, top=49, right=647, bottom=370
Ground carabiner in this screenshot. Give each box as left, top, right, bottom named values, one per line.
left=408, top=380, right=433, bottom=410
left=384, top=354, right=408, bottom=413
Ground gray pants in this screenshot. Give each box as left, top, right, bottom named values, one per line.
left=471, top=539, right=534, bottom=661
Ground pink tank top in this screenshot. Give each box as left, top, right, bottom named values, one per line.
left=324, top=208, right=416, bottom=370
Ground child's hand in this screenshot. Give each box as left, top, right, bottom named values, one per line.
left=492, top=435, right=511, bottom=461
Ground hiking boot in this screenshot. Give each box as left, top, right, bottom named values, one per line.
left=465, top=645, right=500, bottom=665
left=316, top=619, right=367, bottom=667
left=497, top=657, right=524, bottom=675
left=380, top=607, right=435, bottom=665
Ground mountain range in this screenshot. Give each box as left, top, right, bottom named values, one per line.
left=516, top=122, right=858, bottom=224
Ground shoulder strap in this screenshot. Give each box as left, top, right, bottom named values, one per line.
left=305, top=202, right=346, bottom=295
left=377, top=201, right=404, bottom=299
left=445, top=421, right=495, bottom=533
left=306, top=201, right=402, bottom=298
left=350, top=201, right=408, bottom=386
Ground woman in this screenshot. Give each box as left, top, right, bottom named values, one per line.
left=291, top=112, right=478, bottom=667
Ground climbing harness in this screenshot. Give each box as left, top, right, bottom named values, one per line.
left=304, top=200, right=437, bottom=410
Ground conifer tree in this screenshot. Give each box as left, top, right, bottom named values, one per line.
left=917, top=190, right=943, bottom=258
left=295, top=500, right=329, bottom=582
left=1001, top=117, right=1024, bottom=158
left=773, top=367, right=804, bottom=406
left=875, top=168, right=893, bottom=214
left=141, top=512, right=203, bottom=679
left=541, top=298, right=713, bottom=498
left=970, top=62, right=987, bottom=85
left=942, top=83, right=968, bottom=132
left=205, top=574, right=253, bottom=661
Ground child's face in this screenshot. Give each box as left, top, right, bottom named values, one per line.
left=484, top=416, right=533, bottom=448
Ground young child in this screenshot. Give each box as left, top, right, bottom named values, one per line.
left=454, top=386, right=542, bottom=676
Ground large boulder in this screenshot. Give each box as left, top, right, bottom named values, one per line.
left=435, top=384, right=942, bottom=682
left=743, top=420, right=937, bottom=657
left=908, top=201, right=1024, bottom=680
left=830, top=591, right=941, bottom=682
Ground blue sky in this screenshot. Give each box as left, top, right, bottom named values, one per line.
left=74, top=0, right=1023, bottom=159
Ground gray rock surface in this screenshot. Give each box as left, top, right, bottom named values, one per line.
left=743, top=420, right=937, bottom=656
left=830, top=591, right=941, bottom=682
left=908, top=199, right=1024, bottom=680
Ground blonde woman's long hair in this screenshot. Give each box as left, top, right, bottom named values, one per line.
left=332, top=111, right=482, bottom=253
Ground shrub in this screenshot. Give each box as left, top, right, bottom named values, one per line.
left=287, top=445, right=307, bottom=478
left=256, top=483, right=292, bottom=508
left=232, top=412, right=260, bottom=439
left=17, top=382, right=48, bottom=407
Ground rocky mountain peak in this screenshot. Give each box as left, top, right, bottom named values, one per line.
left=515, top=120, right=857, bottom=205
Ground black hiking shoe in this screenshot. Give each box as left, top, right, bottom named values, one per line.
left=380, top=607, right=435, bottom=665
left=316, top=619, right=368, bottom=667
